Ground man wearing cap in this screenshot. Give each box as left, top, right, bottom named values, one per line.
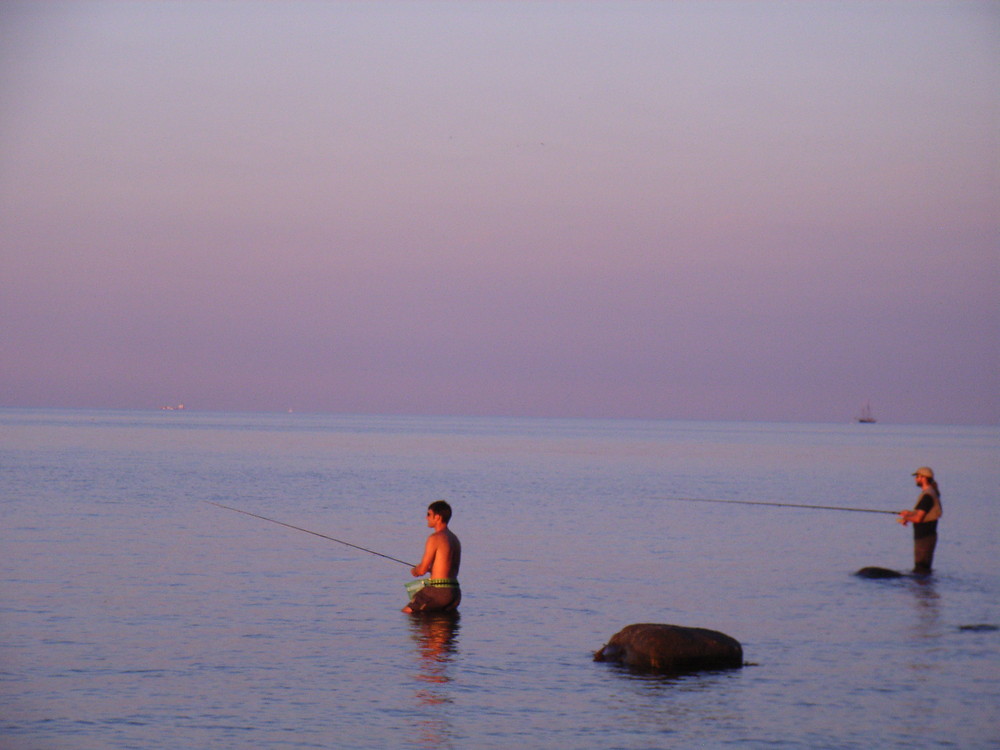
left=898, top=467, right=943, bottom=574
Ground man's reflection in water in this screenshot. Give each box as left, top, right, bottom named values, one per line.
left=408, top=612, right=461, bottom=747
left=909, top=575, right=942, bottom=640
left=902, top=574, right=944, bottom=696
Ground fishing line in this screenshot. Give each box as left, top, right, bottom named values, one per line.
left=655, top=496, right=898, bottom=515
left=206, top=501, right=415, bottom=567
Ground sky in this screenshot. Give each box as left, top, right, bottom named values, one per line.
left=1, top=1, right=997, bottom=425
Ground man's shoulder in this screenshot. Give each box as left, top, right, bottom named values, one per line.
left=431, top=527, right=459, bottom=544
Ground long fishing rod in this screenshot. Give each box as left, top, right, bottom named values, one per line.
left=206, top=501, right=415, bottom=567
left=656, top=496, right=898, bottom=515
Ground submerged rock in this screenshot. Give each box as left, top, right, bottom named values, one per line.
left=855, top=566, right=905, bottom=579
left=594, top=623, right=743, bottom=674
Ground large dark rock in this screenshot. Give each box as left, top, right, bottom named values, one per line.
left=594, top=623, right=743, bottom=674
left=855, top=566, right=904, bottom=579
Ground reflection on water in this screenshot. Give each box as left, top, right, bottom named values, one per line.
left=908, top=575, right=941, bottom=638
left=904, top=575, right=944, bottom=691
left=407, top=612, right=461, bottom=748
left=408, top=612, right=461, bottom=693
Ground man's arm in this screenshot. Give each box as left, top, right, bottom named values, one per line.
left=410, top=534, right=440, bottom=577
left=899, top=492, right=933, bottom=525
left=898, top=508, right=926, bottom=525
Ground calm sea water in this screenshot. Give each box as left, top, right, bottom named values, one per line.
left=2, top=409, right=998, bottom=749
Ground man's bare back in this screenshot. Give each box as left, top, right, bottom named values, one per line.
left=421, top=527, right=461, bottom=580
left=410, top=508, right=460, bottom=579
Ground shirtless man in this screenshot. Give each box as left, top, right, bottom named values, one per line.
left=402, top=500, right=462, bottom=613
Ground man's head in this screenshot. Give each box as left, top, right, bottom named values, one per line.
left=427, top=499, right=452, bottom=524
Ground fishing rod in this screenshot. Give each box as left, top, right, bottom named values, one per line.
left=206, top=501, right=415, bottom=567
left=655, top=496, right=898, bottom=515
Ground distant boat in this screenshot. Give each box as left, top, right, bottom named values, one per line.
left=856, top=402, right=876, bottom=424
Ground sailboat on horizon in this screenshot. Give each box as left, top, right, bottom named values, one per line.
left=856, top=402, right=877, bottom=424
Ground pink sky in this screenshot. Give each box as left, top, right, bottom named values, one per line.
left=1, top=1, right=997, bottom=424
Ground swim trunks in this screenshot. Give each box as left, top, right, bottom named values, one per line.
left=408, top=579, right=461, bottom=612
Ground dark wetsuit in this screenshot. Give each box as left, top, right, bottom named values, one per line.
left=408, top=579, right=461, bottom=613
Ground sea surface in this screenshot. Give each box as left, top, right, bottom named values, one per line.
left=2, top=409, right=998, bottom=749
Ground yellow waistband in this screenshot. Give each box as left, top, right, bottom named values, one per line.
left=425, top=578, right=460, bottom=588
